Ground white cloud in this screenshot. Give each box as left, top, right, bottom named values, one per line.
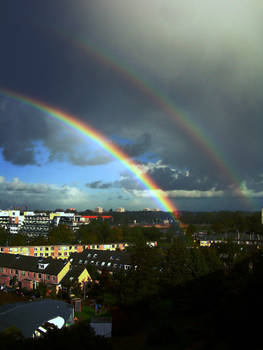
left=131, top=188, right=224, bottom=199
left=0, top=177, right=88, bottom=209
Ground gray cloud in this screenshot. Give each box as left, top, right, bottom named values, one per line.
left=121, top=133, right=151, bottom=158
left=86, top=181, right=112, bottom=189
left=0, top=176, right=88, bottom=210
left=0, top=1, right=263, bottom=210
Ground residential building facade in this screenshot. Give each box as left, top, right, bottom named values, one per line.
left=0, top=253, right=70, bottom=290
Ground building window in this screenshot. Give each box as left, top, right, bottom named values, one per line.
left=51, top=247, right=54, bottom=250
left=46, top=275, right=50, bottom=280
left=34, top=253, right=37, bottom=256
left=52, top=276, right=56, bottom=281
left=0, top=267, right=3, bottom=272
left=45, top=247, right=49, bottom=251
left=51, top=253, right=54, bottom=256
left=38, top=273, right=42, bottom=278
left=22, top=271, right=25, bottom=276
left=45, top=253, right=49, bottom=256
left=15, top=270, right=18, bottom=275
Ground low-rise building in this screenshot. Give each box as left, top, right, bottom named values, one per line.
left=0, top=253, right=70, bottom=290
left=0, top=243, right=130, bottom=259
left=61, top=265, right=91, bottom=289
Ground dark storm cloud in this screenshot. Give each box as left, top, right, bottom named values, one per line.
left=146, top=167, right=216, bottom=192
left=86, top=174, right=143, bottom=191
left=121, top=133, right=151, bottom=158
left=0, top=99, right=94, bottom=166
left=0, top=99, right=49, bottom=165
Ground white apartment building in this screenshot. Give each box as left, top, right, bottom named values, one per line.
left=94, top=207, right=104, bottom=213
left=116, top=207, right=125, bottom=212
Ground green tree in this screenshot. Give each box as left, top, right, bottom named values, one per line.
left=160, top=237, right=193, bottom=290
left=115, top=244, right=162, bottom=306
left=47, top=224, right=74, bottom=244
left=105, top=227, right=123, bottom=243
left=0, top=226, right=9, bottom=245
left=215, top=240, right=242, bottom=272
left=9, top=234, right=27, bottom=246
left=77, top=224, right=99, bottom=244
left=35, top=281, right=48, bottom=297
left=29, top=235, right=48, bottom=246
left=186, top=224, right=197, bottom=237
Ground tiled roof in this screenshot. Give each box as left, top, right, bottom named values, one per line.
left=69, top=249, right=131, bottom=272
left=60, top=265, right=87, bottom=285
left=0, top=253, right=67, bottom=275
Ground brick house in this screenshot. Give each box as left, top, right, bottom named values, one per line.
left=0, top=253, right=70, bottom=291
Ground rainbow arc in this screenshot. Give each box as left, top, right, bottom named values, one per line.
left=0, top=89, right=186, bottom=230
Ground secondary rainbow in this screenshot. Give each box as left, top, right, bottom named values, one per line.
left=69, top=36, right=252, bottom=207
left=0, top=88, right=186, bottom=229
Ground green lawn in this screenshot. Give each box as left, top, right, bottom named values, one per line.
left=75, top=305, right=111, bottom=322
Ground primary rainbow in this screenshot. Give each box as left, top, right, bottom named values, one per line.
left=0, top=88, right=186, bottom=229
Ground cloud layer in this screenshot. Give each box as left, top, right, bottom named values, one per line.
left=0, top=1, right=262, bottom=210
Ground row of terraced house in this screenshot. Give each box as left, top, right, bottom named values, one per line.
left=0, top=241, right=156, bottom=291
left=0, top=242, right=130, bottom=259
left=0, top=247, right=134, bottom=291
left=0, top=253, right=90, bottom=291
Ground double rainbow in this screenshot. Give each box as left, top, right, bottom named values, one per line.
left=69, top=37, right=252, bottom=208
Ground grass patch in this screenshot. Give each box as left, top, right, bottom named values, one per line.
left=75, top=305, right=111, bottom=322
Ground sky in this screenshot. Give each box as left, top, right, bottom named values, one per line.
left=0, top=0, right=263, bottom=212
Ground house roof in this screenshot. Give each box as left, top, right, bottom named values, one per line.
left=0, top=253, right=68, bottom=275
left=69, top=249, right=131, bottom=273
left=0, top=299, right=74, bottom=337
left=60, top=265, right=88, bottom=285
